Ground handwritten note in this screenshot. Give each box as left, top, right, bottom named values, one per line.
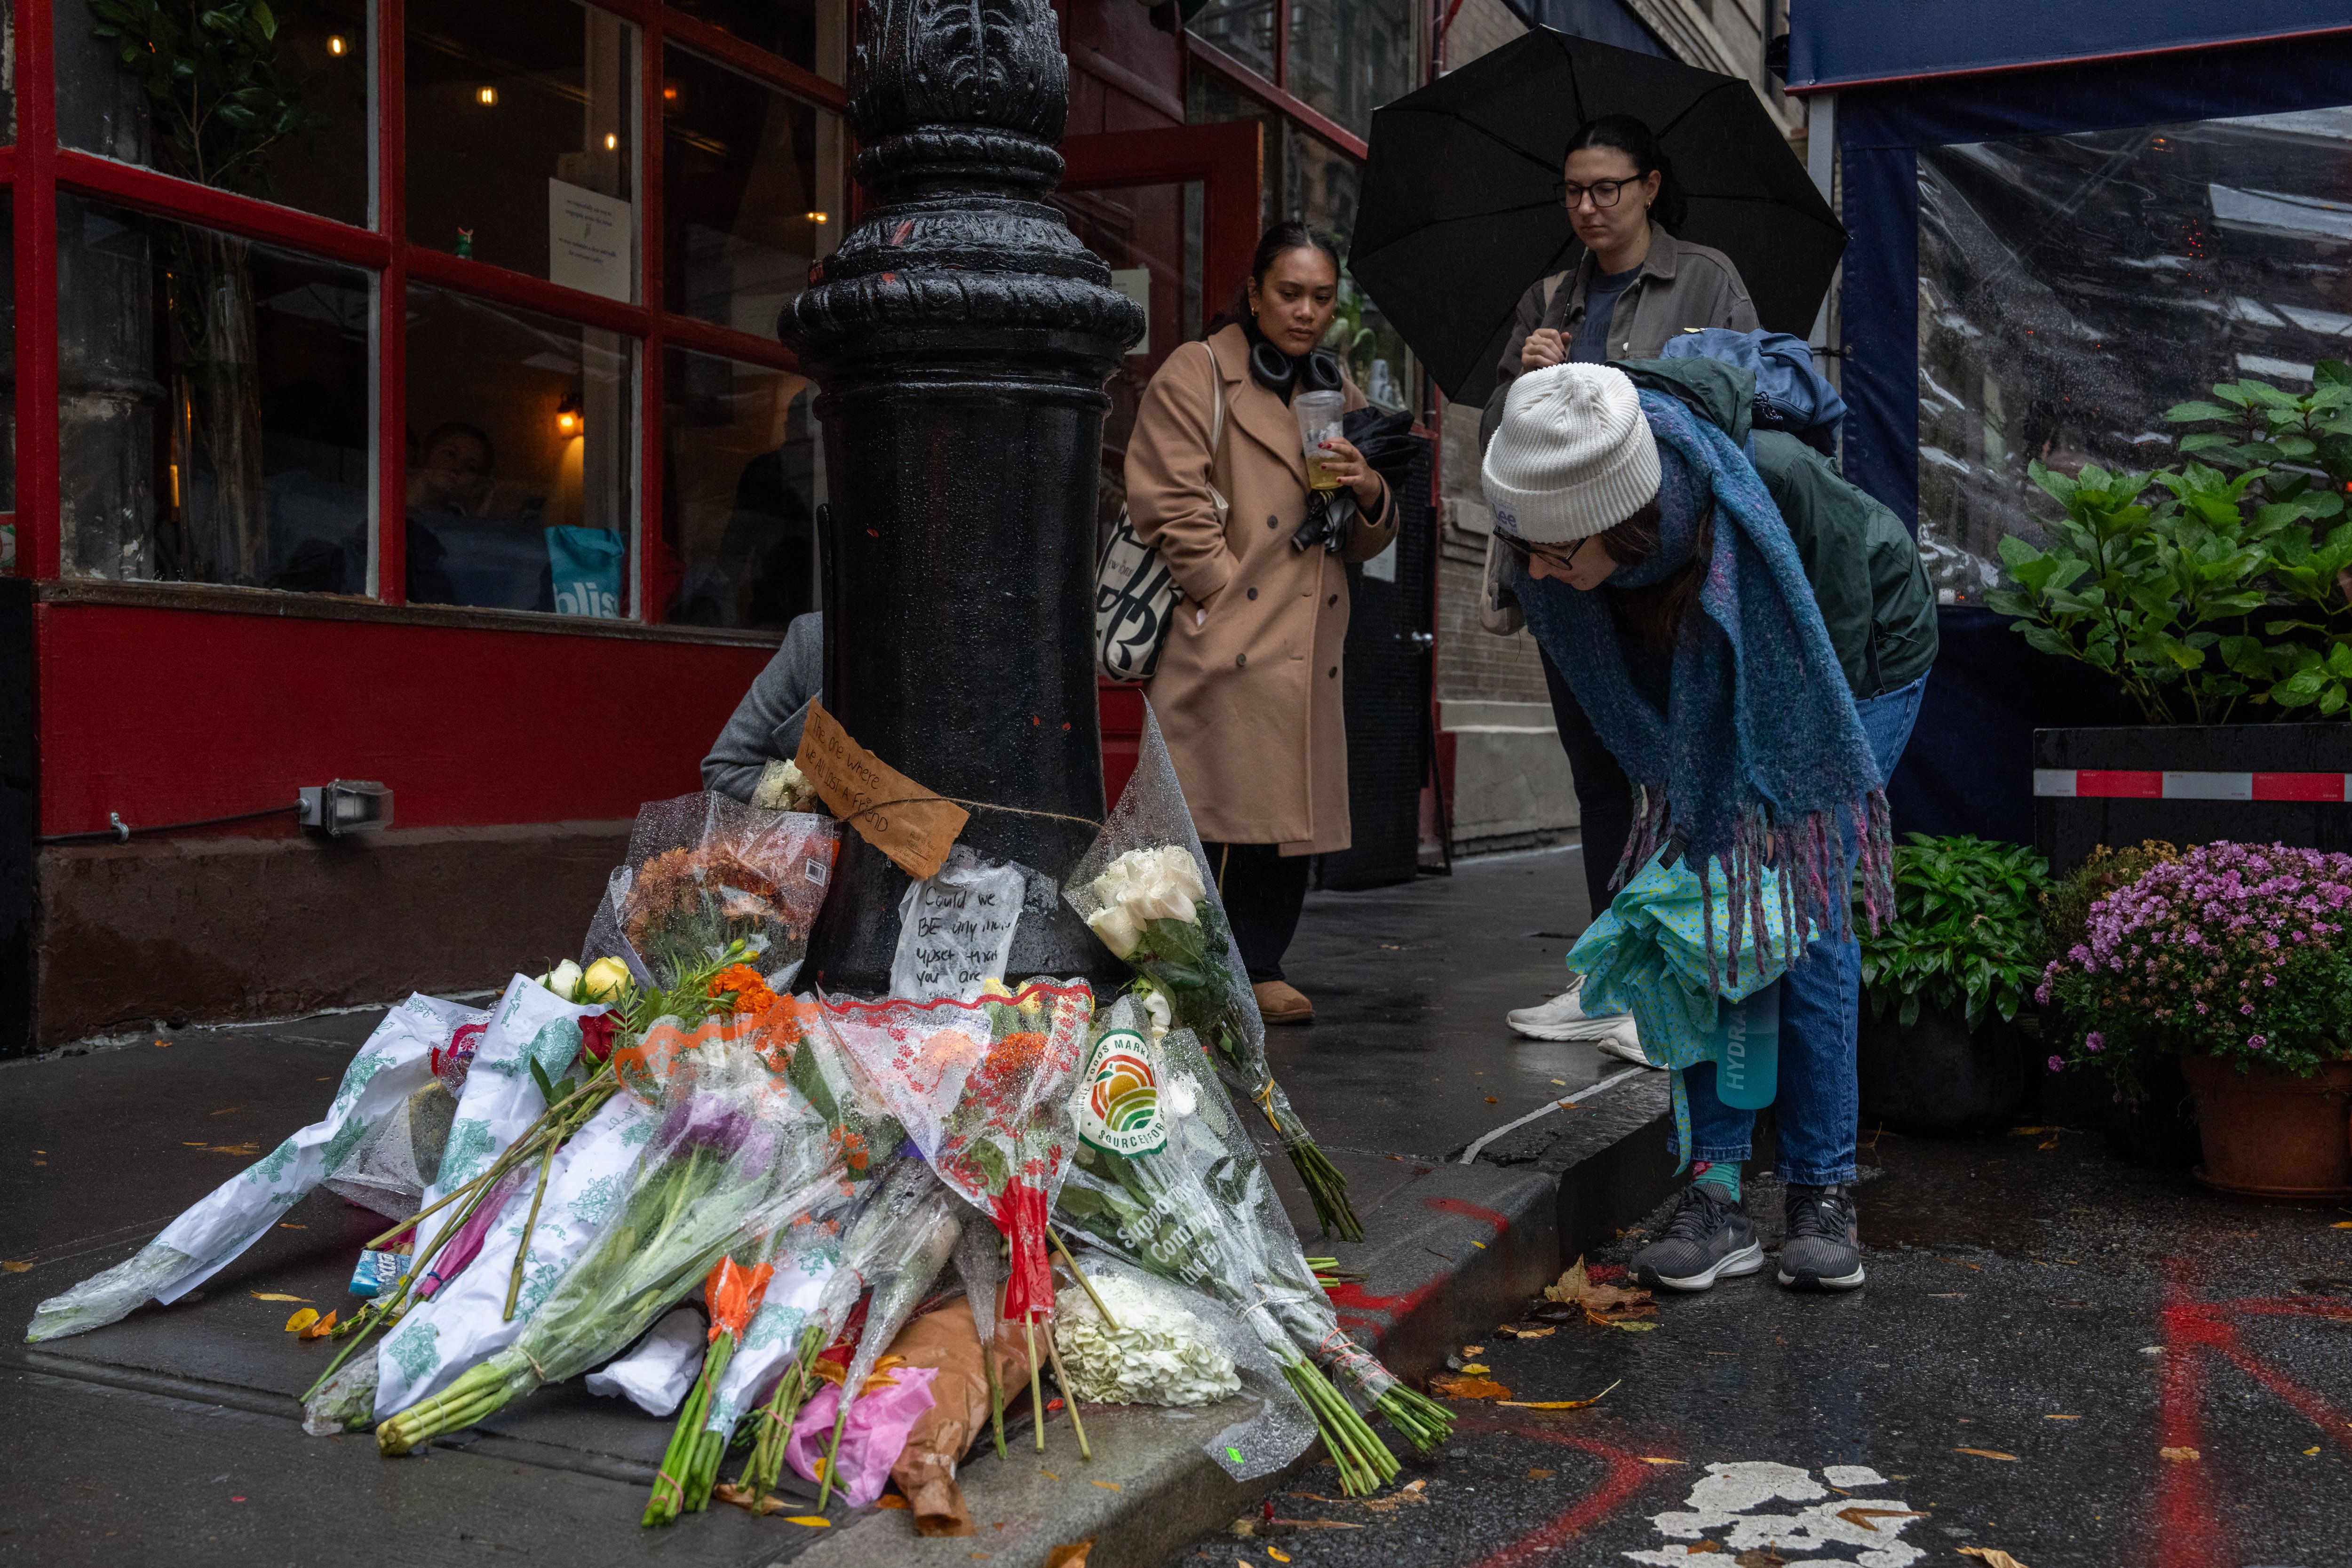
left=794, top=699, right=969, bottom=880
left=890, top=850, right=1025, bottom=1002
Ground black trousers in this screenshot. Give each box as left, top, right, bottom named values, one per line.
left=1539, top=643, right=1633, bottom=921
left=1201, top=841, right=1312, bottom=985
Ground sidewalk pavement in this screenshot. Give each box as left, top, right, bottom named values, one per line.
left=0, top=846, right=1676, bottom=1568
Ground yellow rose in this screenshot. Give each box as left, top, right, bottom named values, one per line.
left=582, top=956, right=632, bottom=1001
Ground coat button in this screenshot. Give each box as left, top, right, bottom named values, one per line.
left=1236, top=653, right=1247, bottom=667
left=1327, top=593, right=1338, bottom=605
left=1246, top=587, right=1258, bottom=600
left=1267, top=514, right=1279, bottom=529
left=1328, top=666, right=1338, bottom=678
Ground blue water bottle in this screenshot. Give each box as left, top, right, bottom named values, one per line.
left=1713, top=980, right=1781, bottom=1110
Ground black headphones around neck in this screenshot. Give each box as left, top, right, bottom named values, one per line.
left=1249, top=340, right=1345, bottom=398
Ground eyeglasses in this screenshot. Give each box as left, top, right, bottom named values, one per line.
left=1560, top=177, right=1635, bottom=211
left=1502, top=534, right=1593, bottom=574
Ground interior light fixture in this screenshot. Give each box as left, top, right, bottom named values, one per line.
left=477, top=85, right=499, bottom=106
left=806, top=211, right=829, bottom=224
left=604, top=132, right=619, bottom=151
left=662, top=83, right=679, bottom=102
left=327, top=34, right=348, bottom=56
left=555, top=394, right=583, bottom=438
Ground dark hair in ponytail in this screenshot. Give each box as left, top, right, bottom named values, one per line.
left=1204, top=220, right=1343, bottom=335
left=1565, top=114, right=1685, bottom=232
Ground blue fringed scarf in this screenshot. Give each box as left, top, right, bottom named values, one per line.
left=1512, top=391, right=1893, bottom=985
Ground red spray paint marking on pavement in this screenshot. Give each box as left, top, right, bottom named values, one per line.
left=1448, top=1414, right=1659, bottom=1568
left=1424, top=1195, right=1512, bottom=1234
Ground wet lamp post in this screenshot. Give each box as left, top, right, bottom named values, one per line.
left=784, top=0, right=1145, bottom=991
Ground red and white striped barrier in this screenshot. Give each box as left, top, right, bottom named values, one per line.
left=2034, top=770, right=2352, bottom=802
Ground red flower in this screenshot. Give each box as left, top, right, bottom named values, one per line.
left=579, top=1012, right=617, bottom=1063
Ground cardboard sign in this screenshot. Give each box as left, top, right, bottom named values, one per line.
left=794, top=699, right=968, bottom=880
left=890, top=849, right=1025, bottom=1002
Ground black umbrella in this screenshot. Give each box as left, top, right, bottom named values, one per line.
left=1349, top=28, right=1845, bottom=408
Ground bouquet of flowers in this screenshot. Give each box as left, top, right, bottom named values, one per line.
left=584, top=791, right=839, bottom=993
left=1063, top=707, right=1359, bottom=1241
left=2041, top=840, right=2352, bottom=1094
left=27, top=992, right=485, bottom=1343
left=375, top=1034, right=845, bottom=1454
left=644, top=1251, right=777, bottom=1526
left=1054, top=996, right=1450, bottom=1495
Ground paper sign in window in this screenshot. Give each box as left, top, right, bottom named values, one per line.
left=548, top=179, right=632, bottom=302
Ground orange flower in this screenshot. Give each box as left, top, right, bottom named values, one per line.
left=707, top=963, right=777, bottom=1016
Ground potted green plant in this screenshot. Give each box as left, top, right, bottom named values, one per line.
left=2041, top=840, right=2352, bottom=1197
left=1986, top=368, right=2352, bottom=872
left=1855, top=834, right=2051, bottom=1133
left=2035, top=841, right=2193, bottom=1163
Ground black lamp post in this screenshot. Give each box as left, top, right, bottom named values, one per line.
left=784, top=0, right=1145, bottom=993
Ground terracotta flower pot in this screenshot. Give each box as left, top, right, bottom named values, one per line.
left=2179, top=1052, right=2352, bottom=1199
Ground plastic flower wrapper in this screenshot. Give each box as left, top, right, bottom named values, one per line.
left=586, top=1305, right=707, bottom=1415
left=362, top=1089, right=661, bottom=1422
left=27, top=993, right=485, bottom=1343
left=1053, top=998, right=1450, bottom=1494
left=824, top=979, right=1096, bottom=1336
left=1050, top=1261, right=1240, bottom=1407
left=644, top=1249, right=780, bottom=1525
left=375, top=1034, right=846, bottom=1455
left=1062, top=703, right=1359, bottom=1241
left=583, top=791, right=839, bottom=993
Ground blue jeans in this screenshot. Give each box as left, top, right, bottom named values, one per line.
left=1681, top=673, right=1928, bottom=1186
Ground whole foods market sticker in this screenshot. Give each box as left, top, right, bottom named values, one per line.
left=1077, top=1026, right=1167, bottom=1156
left=795, top=699, right=969, bottom=879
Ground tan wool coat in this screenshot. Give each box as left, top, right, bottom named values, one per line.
left=1125, top=324, right=1400, bottom=855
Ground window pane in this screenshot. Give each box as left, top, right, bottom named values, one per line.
left=664, top=0, right=848, bottom=82
left=1189, top=0, right=1277, bottom=80
left=56, top=195, right=372, bottom=590
left=1284, top=135, right=1413, bottom=409
left=0, top=206, right=14, bottom=569
left=55, top=0, right=370, bottom=227
left=1917, top=109, right=2352, bottom=594
left=662, top=349, right=820, bottom=629
left=405, top=285, right=634, bottom=617
left=663, top=46, right=844, bottom=333
left=1287, top=0, right=1415, bottom=142
left=407, top=0, right=636, bottom=296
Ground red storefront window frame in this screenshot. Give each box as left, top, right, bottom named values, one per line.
left=6, top=0, right=851, bottom=622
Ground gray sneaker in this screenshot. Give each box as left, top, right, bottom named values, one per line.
left=1631, top=1184, right=1765, bottom=1291
left=1777, top=1184, right=1865, bottom=1291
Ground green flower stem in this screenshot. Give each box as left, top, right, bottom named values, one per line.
left=1024, top=1315, right=1047, bottom=1455
left=501, top=1141, right=560, bottom=1324
left=739, top=1324, right=824, bottom=1505
left=1039, top=1317, right=1092, bottom=1461
left=644, top=1332, right=735, bottom=1527
left=1045, top=1224, right=1118, bottom=1332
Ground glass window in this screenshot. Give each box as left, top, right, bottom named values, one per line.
left=55, top=0, right=371, bottom=226
left=406, top=0, right=636, bottom=294
left=662, top=349, right=820, bottom=629
left=1287, top=0, right=1415, bottom=141
left=0, top=207, right=14, bottom=570
left=1917, top=108, right=2352, bottom=595
left=664, top=0, right=848, bottom=83
left=405, top=284, right=634, bottom=616
left=56, top=195, right=373, bottom=590
left=1189, top=0, right=1277, bottom=80
left=662, top=46, right=844, bottom=334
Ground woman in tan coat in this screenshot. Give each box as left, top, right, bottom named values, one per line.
left=1124, top=222, right=1399, bottom=1025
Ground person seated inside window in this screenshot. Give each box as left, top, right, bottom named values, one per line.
left=405, top=420, right=555, bottom=611
left=408, top=421, right=496, bottom=518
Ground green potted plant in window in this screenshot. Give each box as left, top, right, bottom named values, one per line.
left=1856, top=833, right=2052, bottom=1133
left=1986, top=368, right=2352, bottom=871
left=89, top=0, right=325, bottom=585
left=2041, top=839, right=2352, bottom=1197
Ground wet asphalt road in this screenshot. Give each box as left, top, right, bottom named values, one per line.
left=1176, top=1127, right=2352, bottom=1568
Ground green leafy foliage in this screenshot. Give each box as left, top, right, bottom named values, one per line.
left=89, top=0, right=326, bottom=196
left=1859, top=834, right=2052, bottom=1033
left=1986, top=366, right=2352, bottom=723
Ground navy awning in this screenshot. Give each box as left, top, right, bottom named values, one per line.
left=1786, top=0, right=2352, bottom=93
left=1494, top=0, right=1665, bottom=60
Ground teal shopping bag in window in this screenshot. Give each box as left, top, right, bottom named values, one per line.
left=546, top=525, right=624, bottom=619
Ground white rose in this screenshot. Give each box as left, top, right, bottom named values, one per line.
left=1141, top=988, right=1172, bottom=1041
left=541, top=959, right=585, bottom=1000
left=1087, top=904, right=1143, bottom=958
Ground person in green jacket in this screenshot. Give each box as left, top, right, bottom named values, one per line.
left=1482, top=357, right=1936, bottom=1296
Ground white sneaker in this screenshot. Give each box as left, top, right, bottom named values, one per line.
left=1506, top=978, right=1660, bottom=1067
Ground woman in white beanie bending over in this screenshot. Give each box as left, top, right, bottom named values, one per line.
left=1486, top=360, right=1933, bottom=1297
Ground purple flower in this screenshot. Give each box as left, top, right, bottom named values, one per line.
left=2241, top=1003, right=2256, bottom=1017
left=2047, top=1055, right=2065, bottom=1073
left=2084, top=1031, right=2105, bottom=1054
left=659, top=1093, right=755, bottom=1156
left=2247, top=1035, right=2268, bottom=1051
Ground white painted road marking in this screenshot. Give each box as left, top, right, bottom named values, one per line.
left=1458, top=1064, right=1650, bottom=1165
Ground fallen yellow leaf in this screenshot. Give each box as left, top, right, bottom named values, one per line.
left=1953, top=1448, right=2019, bottom=1461
left=1471, top=1240, right=1487, bottom=1249
left=283, top=1308, right=320, bottom=1333
left=300, top=1310, right=338, bottom=1340
left=250, top=1293, right=309, bottom=1303
left=877, top=1495, right=910, bottom=1509
left=2161, top=1446, right=2200, bottom=1462
left=1957, top=1550, right=2030, bottom=1568
left=0, top=1262, right=30, bottom=1274
left=1088, top=1480, right=1121, bottom=1492
left=1045, top=1541, right=1092, bottom=1568
left=1498, top=1378, right=1621, bottom=1411
left=1525, top=1467, right=1554, bottom=1480
left=1040, top=1470, right=1060, bottom=1481
left=1836, top=1507, right=1927, bottom=1531
left=2333, top=1221, right=2352, bottom=1229
left=2045, top=1414, right=2080, bottom=1420
left=1461, top=1363, right=1491, bottom=1375
left=783, top=1515, right=831, bottom=1528
left=1498, top=1325, right=1554, bottom=1339
left=1462, top=1345, right=1485, bottom=1354
left=1609, top=1319, right=1660, bottom=1332
left=1430, top=1375, right=1511, bottom=1401
left=1639, top=1457, right=1685, bottom=1465
left=711, top=1483, right=787, bottom=1516
left=1267, top=1551, right=1291, bottom=1564
left=2306, top=1447, right=2322, bottom=1456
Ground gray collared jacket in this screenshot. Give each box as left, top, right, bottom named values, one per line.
left=701, top=611, right=822, bottom=802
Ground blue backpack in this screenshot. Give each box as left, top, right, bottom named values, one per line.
left=1660, top=329, right=1844, bottom=458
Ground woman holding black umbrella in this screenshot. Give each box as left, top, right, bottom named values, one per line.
left=1483, top=116, right=1759, bottom=1053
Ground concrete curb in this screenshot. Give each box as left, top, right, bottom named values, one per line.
left=809, top=1081, right=1676, bottom=1568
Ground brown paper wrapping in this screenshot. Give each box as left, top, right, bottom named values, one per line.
left=885, top=1296, right=1039, bottom=1536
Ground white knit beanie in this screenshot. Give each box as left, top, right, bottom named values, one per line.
left=1481, top=364, right=1661, bottom=543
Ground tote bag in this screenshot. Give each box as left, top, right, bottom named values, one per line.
left=1094, top=343, right=1226, bottom=681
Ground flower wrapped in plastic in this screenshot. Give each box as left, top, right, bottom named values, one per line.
left=26, top=993, right=485, bottom=1343
left=1053, top=995, right=1451, bottom=1495
left=375, top=1032, right=847, bottom=1455
left=644, top=1250, right=777, bottom=1525
left=582, top=791, right=840, bottom=993
left=1063, top=704, right=1359, bottom=1241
